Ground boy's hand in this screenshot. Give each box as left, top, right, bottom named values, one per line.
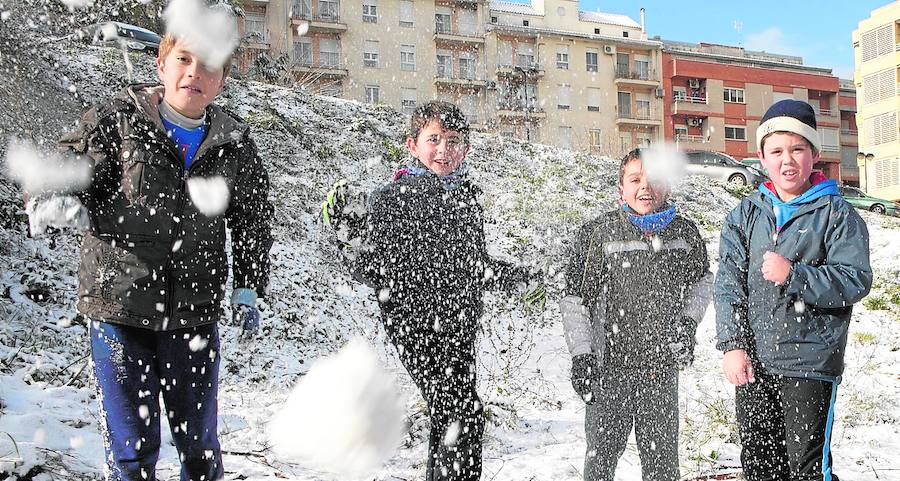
left=723, top=349, right=754, bottom=386
left=571, top=353, right=598, bottom=404
left=231, top=288, right=260, bottom=341
left=762, top=251, right=791, bottom=285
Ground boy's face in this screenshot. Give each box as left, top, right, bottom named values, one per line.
left=758, top=132, right=818, bottom=201
left=156, top=39, right=225, bottom=119
left=619, top=157, right=668, bottom=215
left=406, top=119, right=469, bottom=177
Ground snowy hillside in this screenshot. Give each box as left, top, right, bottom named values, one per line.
left=1, top=37, right=899, bottom=481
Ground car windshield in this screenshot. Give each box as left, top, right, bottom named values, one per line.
left=117, top=26, right=160, bottom=43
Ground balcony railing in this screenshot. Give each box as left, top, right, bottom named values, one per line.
left=673, top=94, right=708, bottom=104
left=294, top=59, right=346, bottom=70
left=821, top=144, right=840, bottom=153
left=435, top=22, right=482, bottom=38
left=841, top=129, right=858, bottom=135
left=617, top=110, right=660, bottom=121
left=498, top=62, right=543, bottom=72
left=614, top=66, right=658, bottom=82
left=675, top=134, right=707, bottom=143
left=497, top=100, right=542, bottom=112
left=291, top=7, right=341, bottom=23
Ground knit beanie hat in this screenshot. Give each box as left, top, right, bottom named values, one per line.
left=756, top=99, right=821, bottom=153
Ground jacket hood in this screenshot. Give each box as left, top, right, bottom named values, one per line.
left=756, top=171, right=839, bottom=229
left=119, top=84, right=248, bottom=157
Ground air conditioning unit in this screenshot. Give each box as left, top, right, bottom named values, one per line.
left=654, top=87, right=665, bottom=98
left=687, top=118, right=702, bottom=127
left=603, top=45, right=615, bottom=55
left=688, top=78, right=701, bottom=89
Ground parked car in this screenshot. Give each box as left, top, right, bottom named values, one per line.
left=684, top=150, right=768, bottom=186
left=740, top=157, right=769, bottom=177
left=82, top=21, right=161, bottom=55
left=838, top=185, right=900, bottom=217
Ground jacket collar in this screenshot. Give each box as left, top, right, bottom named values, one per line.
left=121, top=84, right=248, bottom=166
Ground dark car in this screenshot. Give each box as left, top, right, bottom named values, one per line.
left=84, top=21, right=161, bottom=55
left=684, top=150, right=768, bottom=186
left=838, top=185, right=900, bottom=217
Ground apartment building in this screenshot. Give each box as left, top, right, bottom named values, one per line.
left=852, top=1, right=900, bottom=200
left=839, top=79, right=860, bottom=186
left=234, top=0, right=661, bottom=155
left=661, top=41, right=849, bottom=181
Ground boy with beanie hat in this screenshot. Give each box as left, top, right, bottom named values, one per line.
left=715, top=99, right=872, bottom=480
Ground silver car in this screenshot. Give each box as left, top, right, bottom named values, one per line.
left=684, top=150, right=767, bottom=186
left=82, top=21, right=161, bottom=55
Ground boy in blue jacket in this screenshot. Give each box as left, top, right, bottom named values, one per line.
left=715, top=99, right=872, bottom=481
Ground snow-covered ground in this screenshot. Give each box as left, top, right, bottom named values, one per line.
left=1, top=36, right=899, bottom=481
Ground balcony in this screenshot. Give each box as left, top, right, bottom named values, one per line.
left=672, top=95, right=716, bottom=116
left=242, top=32, right=270, bottom=50
left=496, top=62, right=544, bottom=78
left=613, top=66, right=659, bottom=87
left=496, top=102, right=546, bottom=121
left=813, top=107, right=837, bottom=120
left=293, top=58, right=348, bottom=77
left=434, top=23, right=484, bottom=45
left=674, top=133, right=711, bottom=151
left=615, top=109, right=662, bottom=126
left=290, top=8, right=347, bottom=32
left=434, top=69, right=487, bottom=89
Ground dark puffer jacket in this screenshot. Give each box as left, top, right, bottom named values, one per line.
left=563, top=209, right=711, bottom=368
left=352, top=171, right=524, bottom=337
left=58, top=84, right=273, bottom=331
left=715, top=190, right=872, bottom=380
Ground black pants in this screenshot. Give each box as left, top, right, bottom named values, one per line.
left=584, top=368, right=680, bottom=481
left=735, top=370, right=840, bottom=481
left=382, top=313, right=484, bottom=481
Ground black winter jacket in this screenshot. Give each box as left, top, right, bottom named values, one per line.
left=352, top=171, right=525, bottom=339
left=563, top=209, right=711, bottom=368
left=58, top=84, right=273, bottom=330
left=715, top=190, right=872, bottom=380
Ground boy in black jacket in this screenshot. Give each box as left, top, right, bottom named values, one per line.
left=324, top=101, right=540, bottom=481
left=560, top=148, right=712, bottom=481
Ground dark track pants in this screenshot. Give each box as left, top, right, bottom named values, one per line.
left=382, top=314, right=484, bottom=481
left=584, top=368, right=680, bottom=481
left=90, top=321, right=223, bottom=481
left=735, top=370, right=840, bottom=481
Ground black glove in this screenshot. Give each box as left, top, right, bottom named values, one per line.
left=668, top=317, right=698, bottom=369
left=571, top=353, right=598, bottom=404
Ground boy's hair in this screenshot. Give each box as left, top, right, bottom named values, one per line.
left=618, top=148, right=643, bottom=184
left=409, top=101, right=470, bottom=143
left=158, top=33, right=232, bottom=80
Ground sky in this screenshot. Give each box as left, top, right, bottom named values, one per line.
left=578, top=0, right=894, bottom=80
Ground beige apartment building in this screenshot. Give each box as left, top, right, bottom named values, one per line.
left=235, top=0, right=662, bottom=155
left=852, top=1, right=900, bottom=200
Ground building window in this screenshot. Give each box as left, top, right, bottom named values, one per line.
left=586, top=51, right=598, bottom=72
left=362, top=1, right=377, bottom=23
left=320, top=83, right=341, bottom=98
left=594, top=28, right=600, bottom=34
left=491, top=16, right=498, bottom=24
left=399, top=0, right=414, bottom=27
left=320, top=0, right=338, bottom=20
left=320, top=38, right=341, bottom=68
left=557, top=84, right=571, bottom=110
left=635, top=98, right=651, bottom=119
left=589, top=129, right=602, bottom=151
left=725, top=126, right=747, bottom=140
left=363, top=40, right=379, bottom=68
left=860, top=23, right=894, bottom=63
left=617, top=91, right=631, bottom=118
left=244, top=13, right=267, bottom=42
left=459, top=53, right=476, bottom=79
left=401, top=87, right=416, bottom=113
left=458, top=9, right=477, bottom=36
left=436, top=52, right=452, bottom=77
left=587, top=87, right=601, bottom=112
left=294, top=38, right=312, bottom=65
left=864, top=111, right=898, bottom=146
left=723, top=88, right=745, bottom=104
left=365, top=85, right=380, bottom=104
left=622, top=31, right=629, bottom=38
left=635, top=58, right=650, bottom=80
left=556, top=45, right=569, bottom=69
left=517, top=44, right=535, bottom=68
left=818, top=127, right=840, bottom=152
left=559, top=126, right=573, bottom=149
left=523, top=20, right=529, bottom=26
left=435, top=8, right=451, bottom=34
left=400, top=44, right=416, bottom=71
left=673, top=87, right=687, bottom=100
left=292, top=0, right=311, bottom=18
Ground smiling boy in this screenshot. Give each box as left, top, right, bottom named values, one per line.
left=561, top=148, right=712, bottom=481
left=715, top=99, right=872, bottom=481
left=49, top=30, right=273, bottom=481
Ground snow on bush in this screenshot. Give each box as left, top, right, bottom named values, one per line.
left=186, top=176, right=229, bottom=217
left=267, top=338, right=407, bottom=478
left=4, top=138, right=92, bottom=195
left=162, top=0, right=239, bottom=71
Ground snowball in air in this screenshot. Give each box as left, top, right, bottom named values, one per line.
left=162, top=0, right=239, bottom=71
left=268, top=338, right=406, bottom=478
left=4, top=138, right=92, bottom=195
left=187, top=176, right=230, bottom=217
